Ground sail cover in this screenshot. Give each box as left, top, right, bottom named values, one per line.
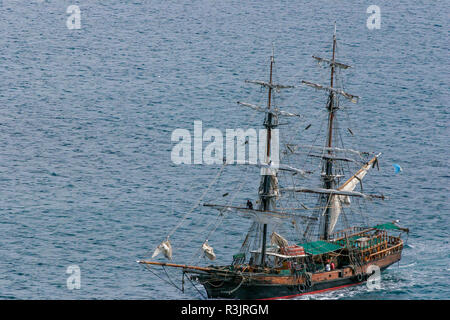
left=328, top=155, right=379, bottom=234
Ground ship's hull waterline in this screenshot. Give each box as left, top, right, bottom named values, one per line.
left=197, top=252, right=401, bottom=300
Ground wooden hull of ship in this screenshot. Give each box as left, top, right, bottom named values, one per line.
left=199, top=251, right=401, bottom=300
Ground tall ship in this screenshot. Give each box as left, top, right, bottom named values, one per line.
left=138, top=27, right=409, bottom=299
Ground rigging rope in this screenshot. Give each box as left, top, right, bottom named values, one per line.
left=166, top=162, right=227, bottom=240
left=189, top=163, right=254, bottom=264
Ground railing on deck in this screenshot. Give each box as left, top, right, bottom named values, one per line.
left=329, top=227, right=404, bottom=263
left=329, top=226, right=372, bottom=242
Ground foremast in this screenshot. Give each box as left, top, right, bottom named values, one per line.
left=260, top=54, right=275, bottom=266
left=244, top=51, right=294, bottom=266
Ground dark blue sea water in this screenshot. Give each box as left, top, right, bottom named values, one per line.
left=0, top=0, right=448, bottom=299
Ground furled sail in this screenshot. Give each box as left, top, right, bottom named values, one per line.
left=202, top=241, right=216, bottom=261
left=270, top=232, right=289, bottom=248
left=301, top=80, right=360, bottom=103
left=152, top=240, right=173, bottom=260
left=237, top=101, right=302, bottom=118
left=279, top=186, right=383, bottom=199
left=245, top=80, right=295, bottom=91
left=203, top=203, right=318, bottom=224
left=312, top=55, right=352, bottom=69
left=328, top=154, right=380, bottom=234
left=235, top=161, right=308, bottom=177
left=292, top=144, right=373, bottom=157
left=270, top=175, right=280, bottom=199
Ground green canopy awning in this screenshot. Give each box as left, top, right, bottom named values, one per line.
left=373, top=222, right=401, bottom=231
left=297, top=240, right=343, bottom=255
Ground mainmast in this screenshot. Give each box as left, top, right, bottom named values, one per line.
left=301, top=23, right=360, bottom=240
left=323, top=25, right=338, bottom=240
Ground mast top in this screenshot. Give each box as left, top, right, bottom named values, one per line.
left=271, top=43, right=275, bottom=61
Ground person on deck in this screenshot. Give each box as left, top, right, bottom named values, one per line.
left=246, top=200, right=253, bottom=210
left=330, top=260, right=336, bottom=270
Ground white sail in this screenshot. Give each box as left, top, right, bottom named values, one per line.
left=270, top=175, right=280, bottom=199
left=270, top=232, right=289, bottom=248
left=328, top=155, right=380, bottom=234
left=202, top=241, right=216, bottom=261
left=152, top=240, right=173, bottom=260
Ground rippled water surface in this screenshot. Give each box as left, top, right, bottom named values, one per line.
left=0, top=0, right=448, bottom=299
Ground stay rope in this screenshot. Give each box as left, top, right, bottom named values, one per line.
left=165, top=162, right=227, bottom=240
